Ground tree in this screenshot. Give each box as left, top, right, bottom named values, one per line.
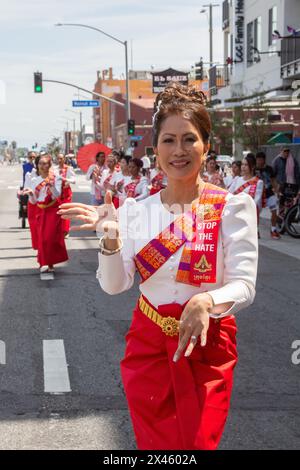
left=232, top=95, right=272, bottom=154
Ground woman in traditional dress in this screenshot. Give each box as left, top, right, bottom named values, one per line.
left=58, top=83, right=258, bottom=450
left=149, top=159, right=168, bottom=195
left=86, top=152, right=107, bottom=205
left=229, top=153, right=264, bottom=215
left=124, top=158, right=149, bottom=201
left=24, top=154, right=68, bottom=273
left=99, top=153, right=120, bottom=208
left=109, top=154, right=132, bottom=208
left=23, top=154, right=40, bottom=250
left=56, top=153, right=76, bottom=238
left=224, top=160, right=241, bottom=190
left=202, top=155, right=225, bottom=188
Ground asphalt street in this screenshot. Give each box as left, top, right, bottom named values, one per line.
left=0, top=164, right=299, bottom=450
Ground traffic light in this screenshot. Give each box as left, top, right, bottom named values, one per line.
left=34, top=72, right=43, bottom=93
left=195, top=59, right=204, bottom=80
left=127, top=119, right=135, bottom=136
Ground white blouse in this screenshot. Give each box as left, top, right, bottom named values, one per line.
left=229, top=176, right=264, bottom=210
left=97, top=190, right=258, bottom=319
left=28, top=175, right=62, bottom=204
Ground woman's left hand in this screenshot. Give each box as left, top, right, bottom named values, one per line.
left=173, top=293, right=214, bottom=363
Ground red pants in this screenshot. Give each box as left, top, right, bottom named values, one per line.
left=121, top=299, right=238, bottom=450
left=27, top=201, right=38, bottom=250
left=36, top=202, right=68, bottom=267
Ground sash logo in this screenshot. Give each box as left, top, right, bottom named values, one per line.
left=193, top=255, right=212, bottom=273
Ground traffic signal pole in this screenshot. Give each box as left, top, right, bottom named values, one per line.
left=41, top=79, right=125, bottom=108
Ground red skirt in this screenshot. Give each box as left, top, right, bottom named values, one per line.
left=112, top=196, right=120, bottom=209
left=60, top=186, right=73, bottom=234
left=36, top=201, right=68, bottom=267
left=27, top=201, right=38, bottom=250
left=121, top=298, right=238, bottom=450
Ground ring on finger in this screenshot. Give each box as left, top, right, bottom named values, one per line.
left=191, top=335, right=198, bottom=342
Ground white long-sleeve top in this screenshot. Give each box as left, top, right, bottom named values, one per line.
left=54, top=165, right=76, bottom=187
left=24, top=168, right=37, bottom=189
left=124, top=175, right=149, bottom=201
left=86, top=164, right=107, bottom=196
left=28, top=175, right=62, bottom=204
left=229, top=176, right=264, bottom=210
left=97, top=190, right=258, bottom=319
left=110, top=171, right=132, bottom=205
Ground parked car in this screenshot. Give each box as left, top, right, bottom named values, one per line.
left=216, top=155, right=233, bottom=168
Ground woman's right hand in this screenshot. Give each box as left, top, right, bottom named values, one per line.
left=57, top=191, right=119, bottom=241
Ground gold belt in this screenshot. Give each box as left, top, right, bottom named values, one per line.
left=37, top=200, right=57, bottom=209
left=138, top=295, right=180, bottom=337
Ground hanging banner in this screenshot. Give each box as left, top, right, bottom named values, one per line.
left=234, top=0, right=245, bottom=63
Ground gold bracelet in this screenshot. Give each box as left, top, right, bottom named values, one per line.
left=99, top=236, right=123, bottom=256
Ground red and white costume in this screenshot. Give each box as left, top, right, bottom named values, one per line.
left=86, top=163, right=107, bottom=202
left=55, top=164, right=76, bottom=234
left=24, top=168, right=38, bottom=250
left=29, top=174, right=68, bottom=268
left=229, top=176, right=264, bottom=211
left=123, top=175, right=149, bottom=201
left=149, top=168, right=167, bottom=195
left=110, top=171, right=132, bottom=208
left=97, top=185, right=258, bottom=450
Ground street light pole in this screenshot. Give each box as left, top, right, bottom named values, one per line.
left=55, top=22, right=131, bottom=147
left=202, top=3, right=220, bottom=68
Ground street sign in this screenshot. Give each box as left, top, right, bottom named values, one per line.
left=130, top=135, right=143, bottom=141
left=72, top=100, right=100, bottom=107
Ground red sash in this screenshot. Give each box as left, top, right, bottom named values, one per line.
left=103, top=172, right=113, bottom=191
left=134, top=184, right=227, bottom=287
left=124, top=176, right=141, bottom=198
left=233, top=176, right=259, bottom=198
left=150, top=172, right=165, bottom=195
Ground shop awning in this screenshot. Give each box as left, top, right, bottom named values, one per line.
left=267, top=132, right=291, bottom=144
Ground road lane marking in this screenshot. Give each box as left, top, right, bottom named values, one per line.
left=0, top=341, right=6, bottom=364
left=40, top=272, right=55, bottom=281
left=78, top=185, right=90, bottom=189
left=43, top=340, right=71, bottom=393
left=8, top=185, right=19, bottom=189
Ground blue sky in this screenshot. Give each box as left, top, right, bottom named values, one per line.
left=0, top=0, right=223, bottom=149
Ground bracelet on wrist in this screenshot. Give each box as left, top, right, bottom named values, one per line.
left=99, top=236, right=123, bottom=255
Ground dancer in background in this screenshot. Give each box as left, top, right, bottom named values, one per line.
left=224, top=161, right=241, bottom=190
left=23, top=154, right=40, bottom=250
left=124, top=158, right=149, bottom=201
left=229, top=153, right=264, bottom=237
left=56, top=153, right=76, bottom=238
left=149, top=158, right=167, bottom=195
left=203, top=155, right=225, bottom=188
left=86, top=151, right=107, bottom=206
left=23, top=154, right=68, bottom=273
left=108, top=154, right=132, bottom=208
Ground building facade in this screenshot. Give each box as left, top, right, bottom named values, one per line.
left=209, top=0, right=300, bottom=158
left=212, top=0, right=300, bottom=103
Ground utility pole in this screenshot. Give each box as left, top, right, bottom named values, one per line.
left=201, top=3, right=220, bottom=68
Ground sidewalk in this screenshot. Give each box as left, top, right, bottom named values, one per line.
left=259, top=208, right=300, bottom=261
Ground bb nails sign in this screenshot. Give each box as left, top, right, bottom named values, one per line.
left=152, top=68, right=189, bottom=93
